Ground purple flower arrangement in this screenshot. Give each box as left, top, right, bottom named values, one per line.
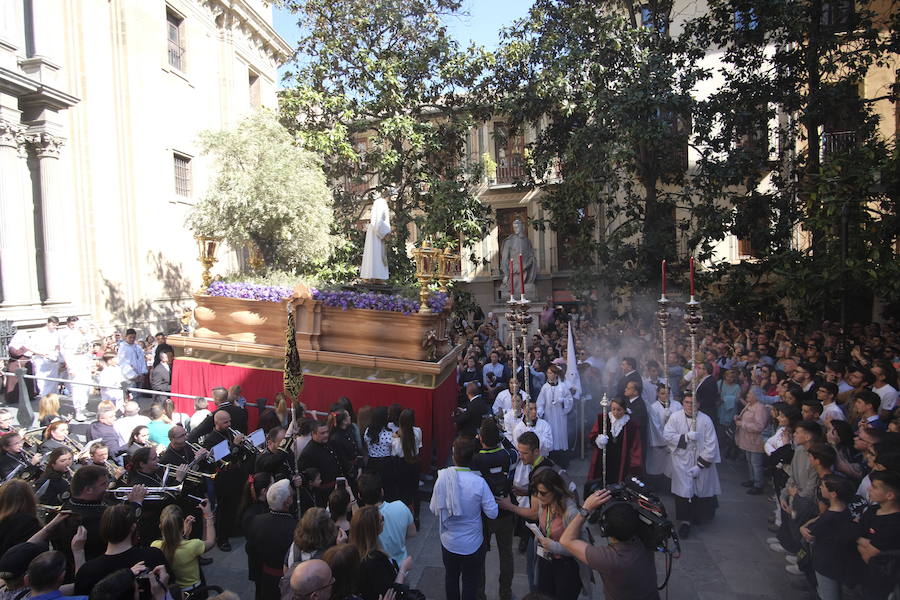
left=312, top=289, right=449, bottom=315
left=206, top=281, right=294, bottom=302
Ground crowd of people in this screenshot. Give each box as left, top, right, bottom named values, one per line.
left=0, top=306, right=899, bottom=600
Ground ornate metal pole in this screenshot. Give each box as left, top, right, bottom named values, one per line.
left=517, top=297, right=533, bottom=402
left=686, top=296, right=702, bottom=431
left=657, top=294, right=670, bottom=393
left=506, top=296, right=519, bottom=411
left=600, top=393, right=609, bottom=487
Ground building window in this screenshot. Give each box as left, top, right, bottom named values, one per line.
left=173, top=153, right=192, bottom=197
left=493, top=123, right=525, bottom=184
left=734, top=9, right=758, bottom=30
left=821, top=0, right=854, bottom=28
left=640, top=6, right=669, bottom=34
left=167, top=9, right=185, bottom=71
left=249, top=70, right=261, bottom=108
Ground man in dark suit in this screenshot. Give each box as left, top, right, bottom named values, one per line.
left=245, top=479, right=297, bottom=600
left=615, top=357, right=642, bottom=398
left=454, top=381, right=491, bottom=438
left=188, top=386, right=249, bottom=442
left=694, top=361, right=721, bottom=426
left=149, top=351, right=173, bottom=404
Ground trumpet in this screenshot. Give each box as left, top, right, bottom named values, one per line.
left=229, top=427, right=260, bottom=454
left=109, top=483, right=183, bottom=501
left=188, top=442, right=215, bottom=464
left=158, top=463, right=216, bottom=483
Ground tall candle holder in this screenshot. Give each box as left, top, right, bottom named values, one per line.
left=515, top=295, right=533, bottom=401
left=685, top=295, right=702, bottom=431
left=657, top=295, right=670, bottom=391
left=506, top=295, right=519, bottom=394
left=600, top=393, right=609, bottom=487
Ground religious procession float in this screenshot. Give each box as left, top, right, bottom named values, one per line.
left=168, top=235, right=466, bottom=466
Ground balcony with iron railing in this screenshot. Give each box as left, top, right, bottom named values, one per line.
left=821, top=130, right=857, bottom=159
left=495, top=157, right=526, bottom=185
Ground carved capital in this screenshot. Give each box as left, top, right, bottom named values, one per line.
left=0, top=119, right=26, bottom=151
left=26, top=132, right=65, bottom=158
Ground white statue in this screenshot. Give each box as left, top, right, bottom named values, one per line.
left=360, top=194, right=391, bottom=281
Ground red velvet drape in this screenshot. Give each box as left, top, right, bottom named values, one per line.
left=171, top=357, right=458, bottom=467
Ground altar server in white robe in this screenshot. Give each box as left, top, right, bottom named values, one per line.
left=30, top=317, right=62, bottom=396
left=512, top=399, right=553, bottom=457
left=663, top=390, right=721, bottom=539
left=646, top=384, right=681, bottom=478
left=360, top=193, right=392, bottom=281
left=494, top=379, right=527, bottom=417
left=536, top=366, right=573, bottom=465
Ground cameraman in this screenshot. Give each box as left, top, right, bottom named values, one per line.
left=559, top=489, right=660, bottom=600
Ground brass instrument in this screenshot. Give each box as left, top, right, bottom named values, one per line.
left=228, top=427, right=260, bottom=454
left=37, top=504, right=63, bottom=521
left=109, top=483, right=183, bottom=501
left=188, top=442, right=215, bottom=464
left=159, top=463, right=216, bottom=483
left=21, top=427, right=46, bottom=448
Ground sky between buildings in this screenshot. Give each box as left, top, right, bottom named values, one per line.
left=271, top=0, right=535, bottom=86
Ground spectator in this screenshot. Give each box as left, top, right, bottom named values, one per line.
left=391, top=409, right=422, bottom=526
left=287, top=559, right=332, bottom=600
left=364, top=407, right=396, bottom=501
left=357, top=473, right=415, bottom=567
left=350, top=505, right=412, bottom=600
left=116, top=328, right=148, bottom=393
left=73, top=504, right=169, bottom=595
left=0, top=480, right=40, bottom=557
left=189, top=397, right=211, bottom=432
left=285, top=508, right=339, bottom=568
left=0, top=541, right=52, bottom=600
left=26, top=550, right=88, bottom=600
left=735, top=388, right=770, bottom=495
left=430, top=437, right=498, bottom=600
left=147, top=405, right=173, bottom=447
left=97, top=354, right=125, bottom=413
left=322, top=544, right=362, bottom=600
left=150, top=352, right=173, bottom=405
left=114, top=401, right=150, bottom=444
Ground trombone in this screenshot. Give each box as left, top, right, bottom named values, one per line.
left=109, top=483, right=183, bottom=501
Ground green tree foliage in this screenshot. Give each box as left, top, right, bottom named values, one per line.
left=278, top=0, right=493, bottom=285
left=488, top=0, right=715, bottom=307
left=188, top=110, right=335, bottom=273
left=688, top=0, right=899, bottom=322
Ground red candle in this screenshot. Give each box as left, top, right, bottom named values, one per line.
left=508, top=259, right=514, bottom=296
left=689, top=256, right=695, bottom=297
left=661, top=259, right=666, bottom=296
left=518, top=254, right=525, bottom=295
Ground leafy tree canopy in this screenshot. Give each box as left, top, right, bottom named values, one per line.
left=278, top=0, right=493, bottom=285
left=188, top=110, right=335, bottom=273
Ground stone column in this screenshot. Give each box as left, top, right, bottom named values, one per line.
left=0, top=119, right=40, bottom=305
left=27, top=132, right=67, bottom=303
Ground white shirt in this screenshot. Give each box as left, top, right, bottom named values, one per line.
left=115, top=414, right=150, bottom=443
left=30, top=326, right=60, bottom=361
left=492, top=388, right=525, bottom=416
left=874, top=383, right=898, bottom=412
left=821, top=402, right=845, bottom=424
left=117, top=341, right=148, bottom=378
left=433, top=468, right=498, bottom=555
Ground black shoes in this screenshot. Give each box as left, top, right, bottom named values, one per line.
left=741, top=480, right=755, bottom=488
left=217, top=540, right=232, bottom=552
left=678, top=523, right=691, bottom=539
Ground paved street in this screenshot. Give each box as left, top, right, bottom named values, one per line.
left=2, top=391, right=812, bottom=598
left=203, top=450, right=811, bottom=599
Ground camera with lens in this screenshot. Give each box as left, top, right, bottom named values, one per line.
left=583, top=477, right=678, bottom=552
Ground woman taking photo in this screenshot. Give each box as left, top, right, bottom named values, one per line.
left=322, top=543, right=363, bottom=600
left=530, top=467, right=582, bottom=600
left=587, top=397, right=641, bottom=484
left=34, top=447, right=74, bottom=506
left=392, top=409, right=422, bottom=528
left=350, top=505, right=412, bottom=600
left=151, top=500, right=215, bottom=597
left=365, top=407, right=396, bottom=501
left=0, top=479, right=41, bottom=556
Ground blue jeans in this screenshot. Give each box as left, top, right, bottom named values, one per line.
left=816, top=572, right=842, bottom=600
left=442, top=545, right=485, bottom=600
left=745, top=450, right=764, bottom=488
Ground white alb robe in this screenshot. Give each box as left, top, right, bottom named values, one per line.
left=512, top=417, right=553, bottom=456
left=536, top=382, right=573, bottom=452
left=30, top=327, right=61, bottom=396
left=61, top=329, right=92, bottom=412
left=663, top=409, right=721, bottom=499
left=645, top=398, right=682, bottom=476
left=360, top=196, right=391, bottom=280
left=493, top=388, right=526, bottom=416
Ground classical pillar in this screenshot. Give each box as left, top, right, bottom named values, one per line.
left=27, top=132, right=67, bottom=303
left=0, top=119, right=40, bottom=305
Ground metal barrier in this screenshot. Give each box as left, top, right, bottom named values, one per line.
left=0, top=368, right=327, bottom=426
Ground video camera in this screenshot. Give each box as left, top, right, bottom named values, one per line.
left=584, top=477, right=680, bottom=554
